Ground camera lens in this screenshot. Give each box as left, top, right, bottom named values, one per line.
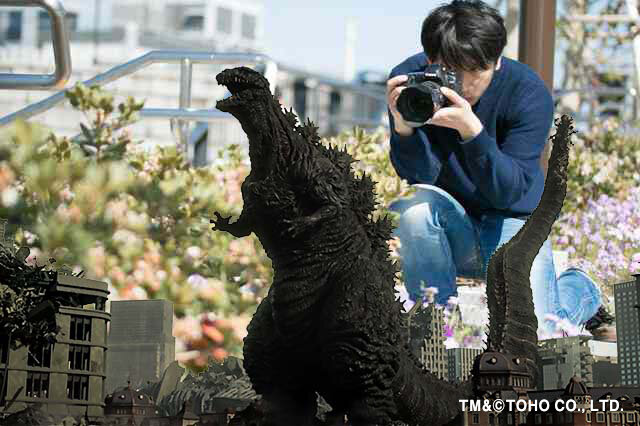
left=408, top=95, right=434, bottom=118
left=397, top=83, right=442, bottom=126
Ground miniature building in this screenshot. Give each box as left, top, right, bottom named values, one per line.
left=464, top=373, right=640, bottom=426
left=0, top=273, right=110, bottom=421
left=104, top=382, right=159, bottom=424
left=105, top=300, right=175, bottom=394
left=593, top=358, right=621, bottom=387
left=465, top=350, right=534, bottom=425
left=154, top=357, right=256, bottom=426
left=471, top=351, right=534, bottom=396
left=538, top=335, right=594, bottom=390
left=414, top=304, right=447, bottom=380
left=447, top=347, right=483, bottom=383
left=614, top=273, right=640, bottom=386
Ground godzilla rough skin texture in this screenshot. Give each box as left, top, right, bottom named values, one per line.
left=483, top=115, right=576, bottom=389
left=210, top=66, right=575, bottom=426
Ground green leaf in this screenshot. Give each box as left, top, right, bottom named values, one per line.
left=79, top=123, right=94, bottom=144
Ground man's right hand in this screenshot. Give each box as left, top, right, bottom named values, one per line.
left=387, top=75, right=415, bottom=137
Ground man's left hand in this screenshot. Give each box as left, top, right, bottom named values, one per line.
left=426, top=86, right=484, bottom=141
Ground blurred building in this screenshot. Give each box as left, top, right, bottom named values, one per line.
left=614, top=273, right=640, bottom=386
left=0, top=0, right=113, bottom=47
left=447, top=347, right=482, bottom=383
left=0, top=0, right=262, bottom=53
left=0, top=273, right=110, bottom=422
left=0, top=0, right=386, bottom=164
left=110, top=0, right=264, bottom=53
left=105, top=300, right=175, bottom=395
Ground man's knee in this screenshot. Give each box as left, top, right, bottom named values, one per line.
left=394, top=188, right=454, bottom=232
left=397, top=203, right=437, bottom=234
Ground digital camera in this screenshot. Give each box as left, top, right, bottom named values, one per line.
left=396, top=64, right=463, bottom=127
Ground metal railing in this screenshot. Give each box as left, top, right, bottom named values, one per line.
left=0, top=50, right=278, bottom=157
left=0, top=0, right=72, bottom=90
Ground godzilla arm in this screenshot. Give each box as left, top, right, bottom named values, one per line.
left=284, top=156, right=346, bottom=236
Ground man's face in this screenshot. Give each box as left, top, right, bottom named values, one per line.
left=427, top=57, right=501, bottom=106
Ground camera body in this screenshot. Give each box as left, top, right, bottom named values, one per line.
left=396, top=64, right=463, bottom=127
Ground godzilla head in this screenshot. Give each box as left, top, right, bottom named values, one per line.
left=216, top=66, right=290, bottom=172
left=216, top=66, right=275, bottom=135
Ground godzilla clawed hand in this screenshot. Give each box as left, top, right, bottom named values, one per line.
left=211, top=211, right=252, bottom=237
left=210, top=211, right=232, bottom=233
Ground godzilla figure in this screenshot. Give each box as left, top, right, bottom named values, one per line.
left=210, top=66, right=576, bottom=426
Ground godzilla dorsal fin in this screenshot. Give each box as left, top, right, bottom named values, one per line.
left=300, top=118, right=321, bottom=146
left=284, top=107, right=299, bottom=128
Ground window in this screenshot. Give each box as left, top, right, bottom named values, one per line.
left=38, top=11, right=50, bottom=32
left=488, top=413, right=495, bottom=425
left=6, top=11, right=22, bottom=41
left=65, top=12, right=78, bottom=32
left=612, top=412, right=620, bottom=422
left=68, top=345, right=90, bottom=371
left=216, top=7, right=232, bottom=34
left=66, top=375, right=88, bottom=400
left=182, top=15, right=203, bottom=30
left=596, top=412, right=605, bottom=423
left=627, top=413, right=635, bottom=422
left=241, top=13, right=255, bottom=39
left=566, top=412, right=573, bottom=422
left=193, top=136, right=208, bottom=167
left=25, top=372, right=49, bottom=398
left=507, top=413, right=513, bottom=425
left=0, top=335, right=8, bottom=365
left=38, top=10, right=77, bottom=33
left=70, top=316, right=91, bottom=341
left=27, top=343, right=53, bottom=368
left=472, top=413, right=479, bottom=424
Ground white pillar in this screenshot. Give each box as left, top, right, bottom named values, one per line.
left=344, top=17, right=357, bottom=81
left=21, top=9, right=38, bottom=48
left=125, top=21, right=139, bottom=53
left=203, top=1, right=215, bottom=38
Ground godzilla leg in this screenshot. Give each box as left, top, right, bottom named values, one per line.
left=243, top=294, right=318, bottom=426
left=320, top=338, right=397, bottom=426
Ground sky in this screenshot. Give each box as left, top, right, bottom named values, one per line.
left=262, top=0, right=447, bottom=80
left=261, top=0, right=623, bottom=86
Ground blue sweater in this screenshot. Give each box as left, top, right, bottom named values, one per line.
left=388, top=52, right=555, bottom=219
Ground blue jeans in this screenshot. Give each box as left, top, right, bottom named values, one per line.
left=389, top=184, right=602, bottom=334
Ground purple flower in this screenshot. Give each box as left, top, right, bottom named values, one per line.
left=443, top=324, right=454, bottom=337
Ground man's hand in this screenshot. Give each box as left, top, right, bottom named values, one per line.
left=427, top=87, right=484, bottom=141
left=386, top=75, right=414, bottom=137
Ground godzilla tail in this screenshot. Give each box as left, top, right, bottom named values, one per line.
left=485, top=115, right=576, bottom=386
left=392, top=346, right=473, bottom=426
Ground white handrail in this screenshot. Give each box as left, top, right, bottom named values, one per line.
left=0, top=0, right=72, bottom=90
left=0, top=50, right=276, bottom=127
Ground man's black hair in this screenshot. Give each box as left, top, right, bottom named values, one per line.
left=421, top=0, right=507, bottom=72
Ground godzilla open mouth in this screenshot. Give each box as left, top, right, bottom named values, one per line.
left=216, top=70, right=270, bottom=111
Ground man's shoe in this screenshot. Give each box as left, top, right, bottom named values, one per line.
left=584, top=305, right=616, bottom=342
